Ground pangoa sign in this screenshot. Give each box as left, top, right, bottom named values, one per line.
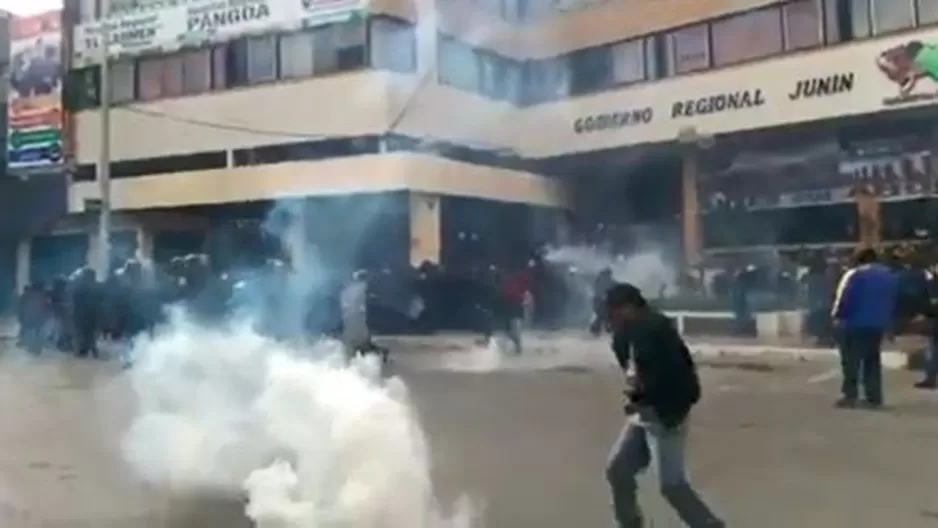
left=72, top=0, right=363, bottom=66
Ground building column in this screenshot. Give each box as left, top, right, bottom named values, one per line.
left=681, top=149, right=703, bottom=268
left=855, top=185, right=882, bottom=249
left=410, top=192, right=441, bottom=267
left=136, top=226, right=154, bottom=262
left=285, top=204, right=309, bottom=270
left=87, top=229, right=100, bottom=272
left=15, top=238, right=31, bottom=293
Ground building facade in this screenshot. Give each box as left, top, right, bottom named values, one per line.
left=17, top=0, right=938, bottom=288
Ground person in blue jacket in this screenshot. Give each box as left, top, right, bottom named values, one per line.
left=831, top=248, right=899, bottom=409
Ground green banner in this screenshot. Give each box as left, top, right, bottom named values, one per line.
left=9, top=129, right=62, bottom=149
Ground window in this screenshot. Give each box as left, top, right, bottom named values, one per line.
left=225, top=40, right=250, bottom=87
left=500, top=59, right=522, bottom=103
left=211, top=45, right=228, bottom=89
left=246, top=35, right=277, bottom=83
left=823, top=0, right=843, bottom=43
left=137, top=55, right=182, bottom=101
left=569, top=46, right=612, bottom=94
left=645, top=36, right=663, bottom=80
left=610, top=39, right=646, bottom=84
left=850, top=0, right=871, bottom=38
left=871, top=0, right=914, bottom=33
left=162, top=55, right=184, bottom=95
left=335, top=19, right=367, bottom=70
left=784, top=0, right=822, bottom=50
left=525, top=58, right=569, bottom=102
left=920, top=0, right=938, bottom=24
left=479, top=51, right=500, bottom=97
left=309, top=26, right=338, bottom=73
left=438, top=36, right=480, bottom=92
left=666, top=24, right=710, bottom=74
left=110, top=60, right=135, bottom=103
left=370, top=17, right=417, bottom=73
left=712, top=7, right=783, bottom=66
left=181, top=49, right=211, bottom=94
left=280, top=31, right=315, bottom=78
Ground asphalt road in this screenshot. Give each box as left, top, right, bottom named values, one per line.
left=1, top=343, right=938, bottom=527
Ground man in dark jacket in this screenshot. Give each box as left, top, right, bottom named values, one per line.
left=831, top=248, right=898, bottom=408
left=604, top=284, right=723, bottom=528
left=70, top=267, right=101, bottom=359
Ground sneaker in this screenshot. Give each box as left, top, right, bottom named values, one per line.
left=914, top=379, right=937, bottom=390
left=834, top=397, right=857, bottom=409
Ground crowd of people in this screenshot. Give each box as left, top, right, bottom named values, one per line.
left=13, top=251, right=567, bottom=365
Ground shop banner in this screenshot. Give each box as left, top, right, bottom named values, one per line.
left=7, top=11, right=64, bottom=172
left=72, top=0, right=363, bottom=66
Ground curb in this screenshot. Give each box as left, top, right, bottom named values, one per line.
left=687, top=344, right=907, bottom=370
left=381, top=336, right=910, bottom=371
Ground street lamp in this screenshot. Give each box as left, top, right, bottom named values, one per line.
left=96, top=0, right=111, bottom=281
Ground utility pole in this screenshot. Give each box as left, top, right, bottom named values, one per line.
left=96, top=0, right=112, bottom=280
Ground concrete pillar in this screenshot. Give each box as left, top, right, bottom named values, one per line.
left=87, top=229, right=99, bottom=271
left=409, top=192, right=441, bottom=267
left=136, top=226, right=154, bottom=262
left=855, top=184, right=882, bottom=249
left=681, top=149, right=702, bottom=268
left=15, top=238, right=30, bottom=293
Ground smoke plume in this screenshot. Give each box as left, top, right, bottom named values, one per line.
left=120, top=313, right=476, bottom=527
left=543, top=244, right=678, bottom=298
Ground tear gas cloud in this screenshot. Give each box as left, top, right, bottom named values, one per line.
left=121, top=313, right=476, bottom=528
left=543, top=245, right=678, bottom=298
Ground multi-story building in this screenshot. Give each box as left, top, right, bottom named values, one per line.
left=17, top=0, right=938, bottom=284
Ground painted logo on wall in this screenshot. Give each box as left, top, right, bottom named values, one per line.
left=877, top=40, right=938, bottom=106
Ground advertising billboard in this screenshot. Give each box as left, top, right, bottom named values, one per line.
left=7, top=11, right=63, bottom=172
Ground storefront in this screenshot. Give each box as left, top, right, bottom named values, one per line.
left=524, top=24, right=938, bottom=266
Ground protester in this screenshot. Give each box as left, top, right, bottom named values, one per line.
left=831, top=248, right=899, bottom=409
left=17, top=283, right=47, bottom=355
left=604, top=283, right=724, bottom=528
left=589, top=267, right=614, bottom=336
left=70, top=267, right=102, bottom=359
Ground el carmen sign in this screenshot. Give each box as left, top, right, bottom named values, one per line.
left=72, top=0, right=363, bottom=66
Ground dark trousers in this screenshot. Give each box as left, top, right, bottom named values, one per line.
left=839, top=329, right=884, bottom=404
left=923, top=335, right=938, bottom=383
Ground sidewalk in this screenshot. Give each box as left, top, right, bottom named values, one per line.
left=377, top=331, right=921, bottom=370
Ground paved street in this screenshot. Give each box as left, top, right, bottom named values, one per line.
left=1, top=339, right=938, bottom=527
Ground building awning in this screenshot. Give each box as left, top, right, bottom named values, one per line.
left=0, top=173, right=68, bottom=240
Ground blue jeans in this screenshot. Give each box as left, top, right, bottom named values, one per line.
left=605, top=408, right=723, bottom=527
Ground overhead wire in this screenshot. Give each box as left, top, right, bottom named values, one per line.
left=119, top=105, right=331, bottom=140
left=111, top=66, right=518, bottom=156
left=110, top=65, right=439, bottom=141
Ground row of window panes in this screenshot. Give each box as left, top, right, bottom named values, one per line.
left=849, top=0, right=938, bottom=37
left=439, top=0, right=938, bottom=104
left=437, top=36, right=524, bottom=103
left=70, top=17, right=416, bottom=108
left=435, top=1, right=823, bottom=102
left=435, top=0, right=605, bottom=24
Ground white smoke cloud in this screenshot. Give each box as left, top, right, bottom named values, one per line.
left=543, top=245, right=677, bottom=298
left=120, top=314, right=476, bottom=528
